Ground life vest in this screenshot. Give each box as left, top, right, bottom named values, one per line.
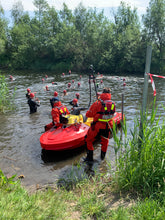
left=56, top=105, right=69, bottom=124
left=57, top=105, right=68, bottom=116
left=98, top=100, right=115, bottom=122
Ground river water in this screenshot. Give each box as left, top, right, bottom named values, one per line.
left=0, top=71, right=164, bottom=191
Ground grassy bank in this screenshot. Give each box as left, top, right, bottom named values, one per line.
left=0, top=102, right=165, bottom=219
left=0, top=170, right=165, bottom=219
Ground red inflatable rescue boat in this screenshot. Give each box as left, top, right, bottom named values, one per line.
left=40, top=112, right=123, bottom=151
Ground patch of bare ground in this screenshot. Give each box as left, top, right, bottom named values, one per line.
left=104, top=191, right=136, bottom=210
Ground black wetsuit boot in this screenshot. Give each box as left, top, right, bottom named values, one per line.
left=84, top=150, right=93, bottom=162
left=101, top=150, right=106, bottom=160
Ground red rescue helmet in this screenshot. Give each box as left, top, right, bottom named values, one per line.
left=63, top=89, right=67, bottom=94
left=73, top=98, right=78, bottom=103
left=27, top=88, right=31, bottom=92
left=54, top=91, right=58, bottom=97
left=76, top=93, right=80, bottom=98
left=30, top=93, right=35, bottom=98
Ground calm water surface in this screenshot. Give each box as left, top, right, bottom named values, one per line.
left=0, top=71, right=164, bottom=190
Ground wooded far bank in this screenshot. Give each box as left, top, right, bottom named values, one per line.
left=0, top=0, right=164, bottom=75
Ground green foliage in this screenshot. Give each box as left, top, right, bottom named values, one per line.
left=142, top=0, right=165, bottom=73
left=0, top=167, right=164, bottom=219
left=77, top=191, right=107, bottom=219
left=0, top=1, right=164, bottom=74
left=0, top=74, right=16, bottom=112
left=111, top=101, right=165, bottom=199
left=0, top=169, right=16, bottom=188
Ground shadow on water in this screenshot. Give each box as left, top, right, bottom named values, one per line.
left=41, top=146, right=86, bottom=163
left=41, top=145, right=103, bottom=190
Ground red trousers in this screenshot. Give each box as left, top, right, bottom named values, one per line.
left=85, top=121, right=110, bottom=152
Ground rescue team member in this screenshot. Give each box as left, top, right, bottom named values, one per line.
left=69, top=98, right=79, bottom=107
left=69, top=98, right=87, bottom=116
left=26, top=88, right=31, bottom=99
left=50, top=91, right=59, bottom=108
left=69, top=98, right=80, bottom=115
left=28, top=93, right=40, bottom=114
left=45, top=97, right=70, bottom=131
left=84, top=87, right=115, bottom=162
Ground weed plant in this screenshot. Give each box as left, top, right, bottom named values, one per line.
left=112, top=100, right=165, bottom=201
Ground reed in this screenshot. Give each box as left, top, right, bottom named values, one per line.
left=111, top=99, right=165, bottom=200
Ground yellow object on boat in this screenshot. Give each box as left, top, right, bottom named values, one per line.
left=64, top=114, right=93, bottom=126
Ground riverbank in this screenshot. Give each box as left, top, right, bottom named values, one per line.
left=0, top=169, right=164, bottom=219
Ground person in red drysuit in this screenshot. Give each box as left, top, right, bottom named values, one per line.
left=84, top=87, right=116, bottom=162
left=50, top=91, right=59, bottom=108
left=45, top=97, right=70, bottom=131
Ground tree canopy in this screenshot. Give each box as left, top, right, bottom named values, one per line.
left=0, top=0, right=164, bottom=75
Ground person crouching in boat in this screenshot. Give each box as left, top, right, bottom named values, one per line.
left=84, top=87, right=116, bottom=162
left=45, top=97, right=70, bottom=131
left=28, top=93, right=40, bottom=114
left=69, top=98, right=87, bottom=116
left=69, top=98, right=80, bottom=115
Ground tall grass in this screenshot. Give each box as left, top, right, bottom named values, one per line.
left=112, top=100, right=165, bottom=200
left=0, top=74, right=16, bottom=112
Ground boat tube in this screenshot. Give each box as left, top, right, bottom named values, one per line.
left=40, top=112, right=123, bottom=151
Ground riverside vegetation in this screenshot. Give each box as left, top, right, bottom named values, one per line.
left=0, top=99, right=164, bottom=219
left=0, top=74, right=16, bottom=112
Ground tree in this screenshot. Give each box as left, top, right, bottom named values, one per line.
left=108, top=1, right=143, bottom=74
left=0, top=3, right=8, bottom=67
left=11, top=0, right=24, bottom=25
left=142, top=0, right=165, bottom=73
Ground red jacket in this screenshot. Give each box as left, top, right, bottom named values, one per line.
left=51, top=101, right=70, bottom=126
left=86, top=93, right=112, bottom=122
